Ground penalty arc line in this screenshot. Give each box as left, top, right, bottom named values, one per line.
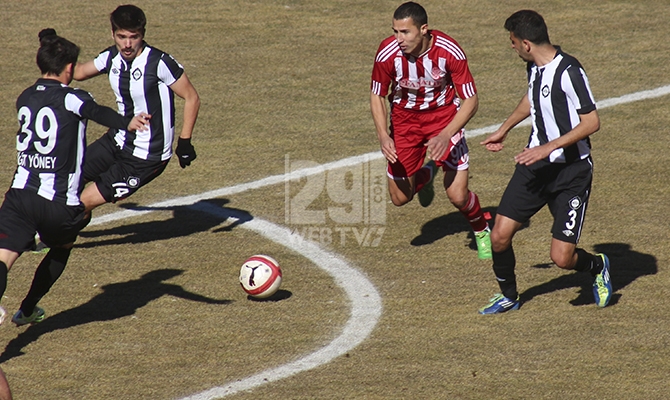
left=82, top=84, right=670, bottom=399
left=177, top=203, right=382, bottom=399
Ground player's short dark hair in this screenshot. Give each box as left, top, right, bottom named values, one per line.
left=110, top=4, right=147, bottom=36
left=36, top=29, right=80, bottom=75
left=504, top=10, right=550, bottom=45
left=393, top=2, right=428, bottom=28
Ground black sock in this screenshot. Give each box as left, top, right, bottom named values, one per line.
left=20, top=247, right=71, bottom=315
left=574, top=248, right=600, bottom=276
left=492, top=246, right=518, bottom=300
left=0, top=261, right=8, bottom=300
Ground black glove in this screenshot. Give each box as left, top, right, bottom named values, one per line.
left=175, top=137, right=197, bottom=168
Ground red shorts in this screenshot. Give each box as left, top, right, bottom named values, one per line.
left=388, top=105, right=470, bottom=179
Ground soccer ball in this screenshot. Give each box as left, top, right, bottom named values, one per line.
left=239, top=255, right=282, bottom=299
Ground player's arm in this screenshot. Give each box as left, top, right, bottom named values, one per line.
left=170, top=73, right=200, bottom=167
left=73, top=60, right=102, bottom=81
left=481, top=94, right=531, bottom=152
left=514, top=109, right=599, bottom=166
left=170, top=73, right=200, bottom=140
left=370, top=92, right=396, bottom=163
left=72, top=94, right=149, bottom=132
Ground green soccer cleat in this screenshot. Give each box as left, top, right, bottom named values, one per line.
left=12, top=306, right=45, bottom=326
left=418, top=160, right=439, bottom=207
left=593, top=253, right=612, bottom=308
left=475, top=228, right=492, bottom=260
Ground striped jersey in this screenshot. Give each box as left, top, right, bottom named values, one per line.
left=527, top=48, right=597, bottom=163
left=13, top=79, right=129, bottom=206
left=93, top=42, right=184, bottom=161
left=371, top=30, right=476, bottom=112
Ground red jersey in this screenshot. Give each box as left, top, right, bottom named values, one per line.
left=371, top=30, right=476, bottom=112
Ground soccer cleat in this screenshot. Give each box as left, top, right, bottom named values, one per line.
left=479, top=293, right=520, bottom=314
left=12, top=306, right=46, bottom=326
left=32, top=241, right=50, bottom=254
left=593, top=253, right=612, bottom=307
left=475, top=228, right=492, bottom=260
left=0, top=307, right=6, bottom=326
left=417, top=160, right=439, bottom=207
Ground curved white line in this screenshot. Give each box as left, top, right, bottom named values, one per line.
left=177, top=203, right=382, bottom=399
left=80, top=84, right=669, bottom=398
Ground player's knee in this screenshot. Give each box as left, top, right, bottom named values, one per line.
left=490, top=229, right=511, bottom=253
left=389, top=192, right=411, bottom=206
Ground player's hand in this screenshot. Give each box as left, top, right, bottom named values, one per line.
left=425, top=134, right=451, bottom=161
left=514, top=145, right=552, bottom=166
left=175, top=137, right=197, bottom=168
left=480, top=128, right=507, bottom=152
left=128, top=113, right=151, bottom=132
left=379, top=134, right=397, bottom=163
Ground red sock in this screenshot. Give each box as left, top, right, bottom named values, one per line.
left=459, top=191, right=488, bottom=232
left=414, top=165, right=432, bottom=194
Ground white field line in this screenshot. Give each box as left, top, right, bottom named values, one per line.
left=81, top=84, right=669, bottom=399
left=178, top=203, right=382, bottom=399
left=89, top=84, right=670, bottom=230
left=464, top=84, right=670, bottom=138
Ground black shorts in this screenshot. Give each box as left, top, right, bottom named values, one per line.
left=0, top=189, right=89, bottom=252
left=84, top=132, right=168, bottom=203
left=497, top=157, right=593, bottom=244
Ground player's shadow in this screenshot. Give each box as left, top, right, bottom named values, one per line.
left=411, top=207, right=528, bottom=248
left=520, top=243, right=657, bottom=306
left=77, top=198, right=253, bottom=248
left=0, top=268, right=232, bottom=363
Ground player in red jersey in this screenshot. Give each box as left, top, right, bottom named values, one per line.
left=370, top=1, right=491, bottom=259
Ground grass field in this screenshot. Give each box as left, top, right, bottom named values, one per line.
left=1, top=1, right=669, bottom=399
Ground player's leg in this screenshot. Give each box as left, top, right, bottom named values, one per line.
left=386, top=174, right=416, bottom=206
left=13, top=202, right=90, bottom=325
left=0, top=190, right=43, bottom=324
left=548, top=158, right=611, bottom=307
left=80, top=183, right=108, bottom=214
left=442, top=132, right=491, bottom=259
left=84, top=153, right=169, bottom=211
left=13, top=245, right=72, bottom=325
left=480, top=164, right=544, bottom=314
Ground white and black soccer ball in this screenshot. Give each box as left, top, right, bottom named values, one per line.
left=239, top=255, right=282, bottom=299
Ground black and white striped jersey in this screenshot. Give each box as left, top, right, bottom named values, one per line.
left=527, top=48, right=597, bottom=163
left=93, top=42, right=184, bottom=162
left=13, top=79, right=130, bottom=206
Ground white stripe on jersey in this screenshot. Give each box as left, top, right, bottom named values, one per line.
left=435, top=37, right=466, bottom=60
left=405, top=57, right=418, bottom=109
left=371, top=80, right=383, bottom=96
left=11, top=166, right=29, bottom=189
left=461, top=82, right=476, bottom=98
left=376, top=41, right=399, bottom=63
left=93, top=51, right=111, bottom=73
left=37, top=172, right=55, bottom=201
left=64, top=93, right=85, bottom=116
left=66, top=120, right=87, bottom=206
left=420, top=57, right=434, bottom=110
left=435, top=57, right=447, bottom=105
